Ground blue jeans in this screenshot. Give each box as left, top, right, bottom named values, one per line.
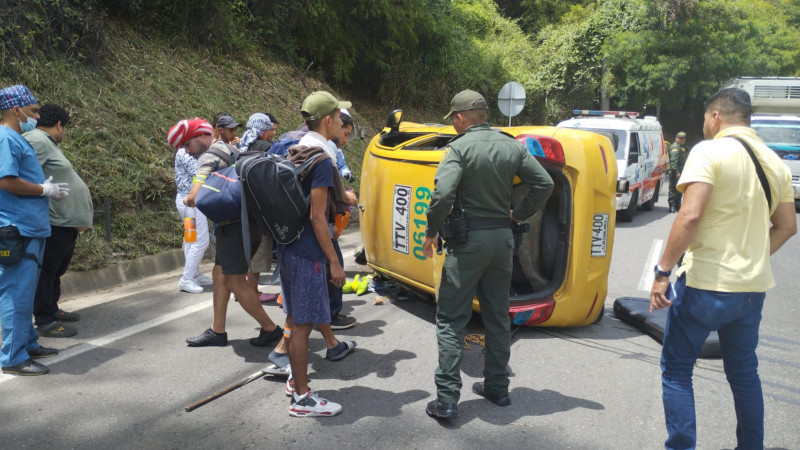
left=0, top=237, right=46, bottom=367
left=661, top=276, right=765, bottom=450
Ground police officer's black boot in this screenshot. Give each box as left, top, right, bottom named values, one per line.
left=668, top=205, right=677, bottom=213
left=426, top=399, right=457, bottom=420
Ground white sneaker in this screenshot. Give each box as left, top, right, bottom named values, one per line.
left=289, top=389, right=342, bottom=417
left=178, top=278, right=204, bottom=294
left=285, top=372, right=295, bottom=396
left=195, top=274, right=213, bottom=286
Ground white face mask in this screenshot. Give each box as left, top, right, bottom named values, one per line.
left=17, top=109, right=37, bottom=133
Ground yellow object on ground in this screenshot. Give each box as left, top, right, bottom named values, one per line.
left=350, top=274, right=361, bottom=291
left=356, top=274, right=374, bottom=296
left=342, top=279, right=354, bottom=294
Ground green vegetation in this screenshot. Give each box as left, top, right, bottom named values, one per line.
left=1, top=0, right=798, bottom=270
left=1, top=22, right=371, bottom=270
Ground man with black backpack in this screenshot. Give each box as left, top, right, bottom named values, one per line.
left=276, top=91, right=353, bottom=417
left=169, top=117, right=283, bottom=348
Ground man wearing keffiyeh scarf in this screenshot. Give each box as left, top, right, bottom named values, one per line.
left=238, top=113, right=273, bottom=152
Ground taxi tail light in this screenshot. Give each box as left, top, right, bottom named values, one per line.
left=509, top=299, right=556, bottom=326
left=516, top=135, right=566, bottom=166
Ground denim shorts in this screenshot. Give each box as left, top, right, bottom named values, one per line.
left=279, top=250, right=330, bottom=325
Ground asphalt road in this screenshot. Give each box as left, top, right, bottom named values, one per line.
left=1, top=185, right=798, bottom=449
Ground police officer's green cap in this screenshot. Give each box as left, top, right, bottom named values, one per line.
left=443, top=89, right=489, bottom=120
left=301, top=91, right=352, bottom=121
left=676, top=131, right=687, bottom=138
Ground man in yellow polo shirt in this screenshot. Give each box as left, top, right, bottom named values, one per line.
left=650, top=88, right=796, bottom=449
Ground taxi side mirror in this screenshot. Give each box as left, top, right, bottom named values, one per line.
left=385, top=109, right=403, bottom=133
left=616, top=179, right=630, bottom=194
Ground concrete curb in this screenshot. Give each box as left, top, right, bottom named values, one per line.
left=60, top=226, right=370, bottom=299
left=60, top=249, right=187, bottom=299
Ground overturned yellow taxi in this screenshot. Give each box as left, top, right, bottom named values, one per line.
left=358, top=111, right=621, bottom=327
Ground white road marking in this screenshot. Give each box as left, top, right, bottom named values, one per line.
left=0, top=301, right=210, bottom=385
left=638, top=239, right=664, bottom=293
left=1, top=230, right=366, bottom=383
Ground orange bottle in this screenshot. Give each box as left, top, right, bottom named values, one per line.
left=184, top=207, right=197, bottom=243
left=334, top=211, right=350, bottom=236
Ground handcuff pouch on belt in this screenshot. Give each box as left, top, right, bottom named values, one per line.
left=438, top=197, right=468, bottom=244
left=439, top=197, right=528, bottom=247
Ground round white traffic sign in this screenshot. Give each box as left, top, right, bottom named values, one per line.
left=498, top=81, right=526, bottom=117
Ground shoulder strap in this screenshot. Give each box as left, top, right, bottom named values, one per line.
left=241, top=178, right=253, bottom=275
left=731, top=136, right=772, bottom=210
left=205, top=146, right=236, bottom=166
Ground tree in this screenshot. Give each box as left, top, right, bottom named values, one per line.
left=603, top=0, right=800, bottom=114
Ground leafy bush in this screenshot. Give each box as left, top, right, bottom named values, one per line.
left=0, top=0, right=109, bottom=76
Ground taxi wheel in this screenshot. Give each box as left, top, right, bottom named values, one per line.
left=618, top=190, right=638, bottom=222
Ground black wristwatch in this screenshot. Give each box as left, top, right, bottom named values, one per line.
left=654, top=265, right=671, bottom=279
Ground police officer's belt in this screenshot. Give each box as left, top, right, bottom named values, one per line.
left=468, top=218, right=513, bottom=231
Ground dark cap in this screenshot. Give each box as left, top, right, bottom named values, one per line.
left=266, top=113, right=279, bottom=124
left=676, top=131, right=687, bottom=138
left=216, top=114, right=241, bottom=129
left=444, top=89, right=488, bottom=120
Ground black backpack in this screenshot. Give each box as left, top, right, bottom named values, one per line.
left=236, top=152, right=323, bottom=246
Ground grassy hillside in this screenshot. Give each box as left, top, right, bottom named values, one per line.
left=1, top=23, right=413, bottom=270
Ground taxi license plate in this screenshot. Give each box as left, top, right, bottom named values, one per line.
left=591, top=213, right=608, bottom=257
left=392, top=184, right=412, bottom=254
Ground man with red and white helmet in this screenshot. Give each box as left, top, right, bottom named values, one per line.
left=167, top=118, right=283, bottom=349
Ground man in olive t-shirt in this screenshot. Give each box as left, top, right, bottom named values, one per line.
left=25, top=104, right=93, bottom=337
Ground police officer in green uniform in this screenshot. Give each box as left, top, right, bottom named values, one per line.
left=421, top=90, right=554, bottom=420
left=668, top=131, right=689, bottom=213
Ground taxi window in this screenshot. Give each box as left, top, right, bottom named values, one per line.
left=379, top=132, right=429, bottom=148
left=402, top=135, right=454, bottom=151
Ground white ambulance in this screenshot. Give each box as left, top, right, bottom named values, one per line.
left=558, top=110, right=667, bottom=221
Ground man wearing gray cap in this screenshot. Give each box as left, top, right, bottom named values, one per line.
left=421, top=89, right=554, bottom=419
left=0, top=85, right=66, bottom=375
left=211, top=113, right=241, bottom=146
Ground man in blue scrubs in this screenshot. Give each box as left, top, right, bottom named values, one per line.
left=0, top=85, right=68, bottom=376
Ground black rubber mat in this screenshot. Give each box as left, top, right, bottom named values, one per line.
left=613, top=297, right=721, bottom=358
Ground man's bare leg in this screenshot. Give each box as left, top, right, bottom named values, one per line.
left=316, top=323, right=339, bottom=350
left=210, top=264, right=231, bottom=333
left=274, top=328, right=290, bottom=354
left=251, top=272, right=260, bottom=295
left=289, top=320, right=313, bottom=395
left=226, top=273, right=277, bottom=331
